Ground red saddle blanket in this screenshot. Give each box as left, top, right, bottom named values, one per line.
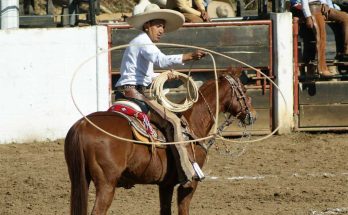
left=108, top=104, right=155, bottom=137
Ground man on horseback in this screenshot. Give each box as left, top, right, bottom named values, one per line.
left=115, top=3, right=206, bottom=187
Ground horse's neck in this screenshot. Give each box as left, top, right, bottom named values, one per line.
left=183, top=83, right=226, bottom=138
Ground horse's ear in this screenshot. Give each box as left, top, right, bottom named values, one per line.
left=226, top=66, right=242, bottom=78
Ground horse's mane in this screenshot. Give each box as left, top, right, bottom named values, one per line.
left=198, top=66, right=243, bottom=93
left=198, top=79, right=215, bottom=92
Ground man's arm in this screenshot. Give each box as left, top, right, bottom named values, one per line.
left=167, top=50, right=206, bottom=80
left=302, top=0, right=312, bottom=18
left=182, top=50, right=206, bottom=62
left=194, top=0, right=210, bottom=21
left=301, top=0, right=315, bottom=28
left=193, top=0, right=206, bottom=12
left=322, top=0, right=334, bottom=8
left=327, top=0, right=334, bottom=8
left=176, top=0, right=202, bottom=16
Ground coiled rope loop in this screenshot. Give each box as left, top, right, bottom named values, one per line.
left=149, top=70, right=199, bottom=112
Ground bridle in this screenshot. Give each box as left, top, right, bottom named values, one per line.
left=200, top=74, right=252, bottom=124
left=200, top=74, right=253, bottom=150
left=223, top=74, right=251, bottom=123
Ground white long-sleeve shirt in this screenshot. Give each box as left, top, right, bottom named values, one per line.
left=116, top=32, right=183, bottom=87
left=302, top=0, right=334, bottom=18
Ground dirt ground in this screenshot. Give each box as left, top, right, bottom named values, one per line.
left=0, top=132, right=347, bottom=215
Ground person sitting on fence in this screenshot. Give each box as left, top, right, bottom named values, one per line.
left=115, top=3, right=206, bottom=187
left=207, top=0, right=236, bottom=19
left=290, top=0, right=304, bottom=18
left=150, top=0, right=210, bottom=22
left=133, top=0, right=151, bottom=15
left=299, top=0, right=348, bottom=76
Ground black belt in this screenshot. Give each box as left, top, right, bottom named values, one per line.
left=116, top=85, right=147, bottom=92
left=309, top=1, right=321, bottom=5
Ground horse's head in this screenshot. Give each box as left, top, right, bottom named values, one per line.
left=219, top=66, right=257, bottom=126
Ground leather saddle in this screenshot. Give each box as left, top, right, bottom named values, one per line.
left=108, top=100, right=166, bottom=145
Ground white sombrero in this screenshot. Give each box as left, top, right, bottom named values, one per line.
left=127, top=4, right=185, bottom=33
left=207, top=1, right=236, bottom=18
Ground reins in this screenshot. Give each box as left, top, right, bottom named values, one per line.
left=201, top=74, right=251, bottom=150
left=198, top=90, right=216, bottom=123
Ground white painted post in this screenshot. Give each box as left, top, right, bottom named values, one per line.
left=1, top=0, right=19, bottom=29
left=95, top=26, right=110, bottom=110
left=271, top=12, right=294, bottom=134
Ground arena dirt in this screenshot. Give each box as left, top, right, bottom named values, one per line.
left=1, top=132, right=347, bottom=214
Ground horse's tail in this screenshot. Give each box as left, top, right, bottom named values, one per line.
left=64, top=122, right=88, bottom=215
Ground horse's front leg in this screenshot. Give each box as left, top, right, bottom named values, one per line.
left=177, top=181, right=198, bottom=215
left=159, top=184, right=174, bottom=215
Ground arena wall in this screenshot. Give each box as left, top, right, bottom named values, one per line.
left=0, top=26, right=109, bottom=144
left=0, top=16, right=295, bottom=144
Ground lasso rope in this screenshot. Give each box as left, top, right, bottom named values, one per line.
left=70, top=42, right=289, bottom=145
left=149, top=70, right=199, bottom=112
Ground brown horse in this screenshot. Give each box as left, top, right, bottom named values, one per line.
left=64, top=68, right=256, bottom=215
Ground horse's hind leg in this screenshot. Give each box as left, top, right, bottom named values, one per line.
left=159, top=185, right=174, bottom=215
left=90, top=164, right=118, bottom=215
left=92, top=182, right=116, bottom=215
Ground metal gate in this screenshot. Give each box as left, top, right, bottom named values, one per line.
left=293, top=18, right=348, bottom=131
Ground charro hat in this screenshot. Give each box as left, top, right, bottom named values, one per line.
left=207, top=1, right=236, bottom=18
left=127, top=4, right=185, bottom=33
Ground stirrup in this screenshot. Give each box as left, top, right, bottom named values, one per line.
left=192, top=162, right=205, bottom=181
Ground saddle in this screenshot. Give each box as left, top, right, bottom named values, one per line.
left=108, top=100, right=166, bottom=144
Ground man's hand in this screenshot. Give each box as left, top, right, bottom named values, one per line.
left=305, top=16, right=314, bottom=29
left=183, top=50, right=206, bottom=62
left=293, top=3, right=302, bottom=10
left=167, top=70, right=178, bottom=80
left=200, top=10, right=210, bottom=22
left=191, top=50, right=206, bottom=60
left=321, top=4, right=330, bottom=19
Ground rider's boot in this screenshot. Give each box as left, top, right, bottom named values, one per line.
left=146, top=100, right=204, bottom=187
left=171, top=121, right=205, bottom=188
left=311, top=8, right=334, bottom=77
